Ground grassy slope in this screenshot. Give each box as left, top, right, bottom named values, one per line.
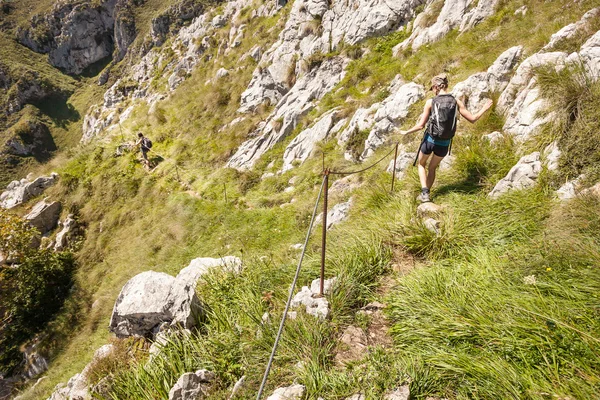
left=11, top=0, right=600, bottom=398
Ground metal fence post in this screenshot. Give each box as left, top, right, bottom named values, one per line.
left=391, top=142, right=398, bottom=193
left=320, top=169, right=329, bottom=297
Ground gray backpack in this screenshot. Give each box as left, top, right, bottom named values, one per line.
left=427, top=94, right=458, bottom=140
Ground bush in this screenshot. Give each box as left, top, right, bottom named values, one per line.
left=0, top=210, right=76, bottom=374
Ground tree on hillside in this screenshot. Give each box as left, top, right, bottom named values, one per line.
left=0, top=210, right=76, bottom=375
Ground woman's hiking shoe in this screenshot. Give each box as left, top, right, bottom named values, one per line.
left=417, top=192, right=431, bottom=203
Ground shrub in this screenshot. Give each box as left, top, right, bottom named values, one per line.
left=0, top=210, right=76, bottom=374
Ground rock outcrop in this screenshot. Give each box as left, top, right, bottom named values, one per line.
left=227, top=57, right=349, bottom=170
left=18, top=0, right=118, bottom=74
left=556, top=174, right=585, bottom=201
left=541, top=8, right=600, bottom=52
left=394, top=0, right=498, bottom=52
left=316, top=198, right=353, bottom=230
left=25, top=200, right=61, bottom=235
left=488, top=152, right=542, bottom=198
left=238, top=0, right=425, bottom=113
left=3, top=116, right=54, bottom=158
left=452, top=46, right=523, bottom=111
left=497, top=52, right=567, bottom=141
left=337, top=79, right=424, bottom=160
left=282, top=109, right=343, bottom=171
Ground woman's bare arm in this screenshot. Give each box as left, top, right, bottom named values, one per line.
left=400, top=100, right=432, bottom=135
left=457, top=98, right=493, bottom=123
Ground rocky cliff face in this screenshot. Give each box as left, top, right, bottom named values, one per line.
left=17, top=0, right=119, bottom=74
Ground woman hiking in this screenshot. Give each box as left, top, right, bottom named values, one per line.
left=400, top=74, right=493, bottom=203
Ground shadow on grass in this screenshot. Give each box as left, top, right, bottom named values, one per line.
left=33, top=93, right=80, bottom=128
left=434, top=166, right=485, bottom=197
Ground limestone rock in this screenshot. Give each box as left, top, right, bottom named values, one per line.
left=338, top=104, right=379, bottom=145
left=228, top=57, right=348, bottom=170
left=514, top=6, right=527, bottom=16
left=238, top=0, right=424, bottom=113
left=571, top=30, right=600, bottom=80
left=362, top=82, right=425, bottom=158
left=329, top=175, right=362, bottom=195
left=384, top=386, right=410, bottom=400
left=0, top=173, right=58, bottom=209
left=3, top=118, right=54, bottom=158
left=282, top=109, right=339, bottom=171
left=212, top=14, right=227, bottom=28
left=25, top=200, right=61, bottom=235
left=266, top=384, right=306, bottom=400
left=176, top=256, right=243, bottom=284
left=45, top=344, right=114, bottom=400
left=216, top=68, right=230, bottom=78
left=488, top=152, right=542, bottom=198
left=387, top=151, right=417, bottom=180
left=54, top=214, right=78, bottom=251
left=316, top=198, right=352, bottom=229
left=109, top=271, right=201, bottom=337
left=395, top=0, right=498, bottom=52
left=543, top=141, right=561, bottom=171
left=452, top=46, right=522, bottom=111
left=168, top=370, right=215, bottom=400
left=417, top=202, right=443, bottom=218
left=291, top=277, right=337, bottom=319
left=580, top=181, right=600, bottom=197
left=498, top=52, right=567, bottom=141
left=22, top=341, right=48, bottom=380
left=18, top=0, right=117, bottom=74
left=556, top=174, right=585, bottom=201
left=229, top=375, right=246, bottom=399
left=423, top=217, right=441, bottom=234
left=541, top=8, right=600, bottom=52
left=482, top=131, right=504, bottom=145
left=459, top=0, right=500, bottom=32
left=114, top=3, right=137, bottom=62
left=335, top=325, right=368, bottom=365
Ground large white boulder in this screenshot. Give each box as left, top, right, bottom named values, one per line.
left=488, top=152, right=542, bottom=198
left=110, top=272, right=193, bottom=337
left=110, top=256, right=242, bottom=337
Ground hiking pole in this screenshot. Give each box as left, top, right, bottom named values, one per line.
left=320, top=168, right=329, bottom=297
left=391, top=142, right=399, bottom=192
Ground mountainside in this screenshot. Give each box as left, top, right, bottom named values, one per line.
left=1, top=0, right=600, bottom=399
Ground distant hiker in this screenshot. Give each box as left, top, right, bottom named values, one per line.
left=400, top=74, right=492, bottom=203
left=135, top=132, right=153, bottom=167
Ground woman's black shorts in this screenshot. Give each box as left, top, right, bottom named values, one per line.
left=420, top=140, right=449, bottom=157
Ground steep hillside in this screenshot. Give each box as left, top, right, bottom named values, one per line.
left=1, top=0, right=600, bottom=399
